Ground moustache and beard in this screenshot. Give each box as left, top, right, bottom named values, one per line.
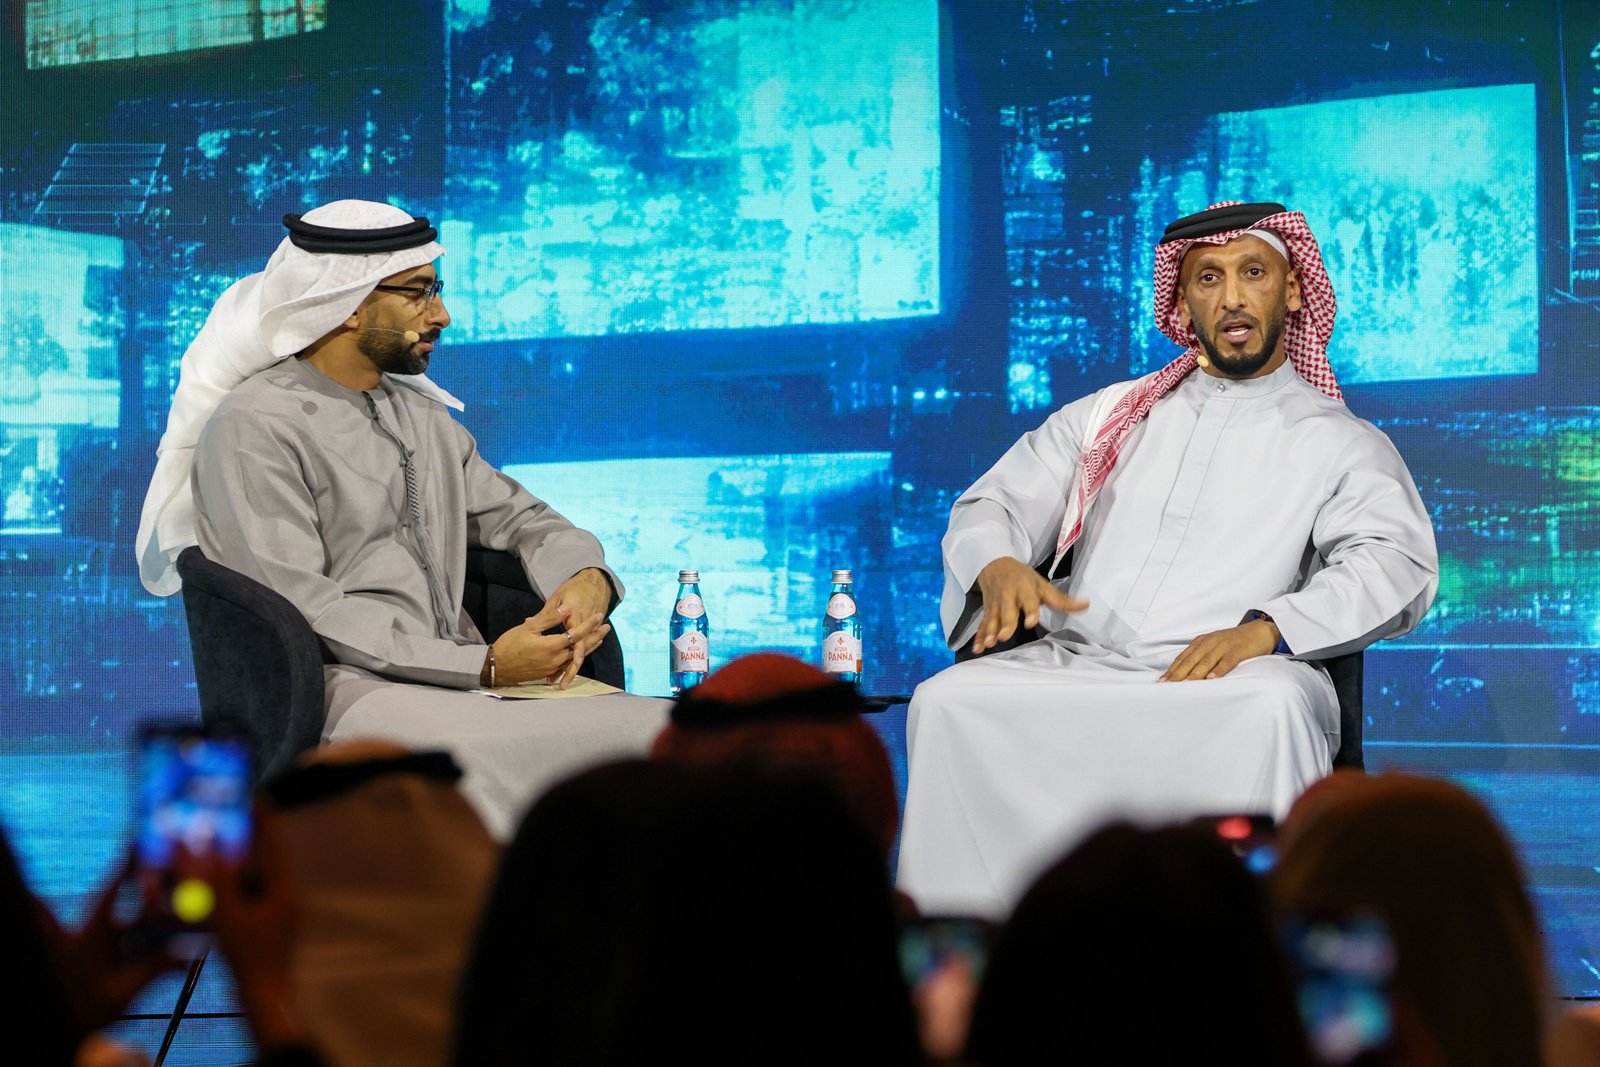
left=1189, top=303, right=1288, bottom=379
left=356, top=321, right=434, bottom=376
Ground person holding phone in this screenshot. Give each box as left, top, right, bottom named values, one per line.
left=3, top=770, right=328, bottom=1066
left=132, top=725, right=255, bottom=952
left=1271, top=772, right=1550, bottom=1067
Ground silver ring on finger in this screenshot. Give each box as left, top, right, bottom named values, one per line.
left=565, top=631, right=575, bottom=648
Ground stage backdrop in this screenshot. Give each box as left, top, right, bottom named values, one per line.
left=1, top=0, right=1596, bottom=1004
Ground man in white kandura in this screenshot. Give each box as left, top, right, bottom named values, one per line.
left=136, top=199, right=668, bottom=837
left=897, top=201, right=1438, bottom=916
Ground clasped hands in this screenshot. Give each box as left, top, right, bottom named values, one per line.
left=488, top=567, right=613, bottom=690
left=973, top=557, right=1280, bottom=681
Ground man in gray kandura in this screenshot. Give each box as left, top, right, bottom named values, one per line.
left=136, top=199, right=668, bottom=836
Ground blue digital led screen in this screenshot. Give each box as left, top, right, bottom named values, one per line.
left=502, top=452, right=897, bottom=698
left=0, top=225, right=122, bottom=530
left=1, top=0, right=1597, bottom=1023
left=441, top=0, right=940, bottom=340
left=1113, top=84, right=1540, bottom=386
left=25, top=0, right=329, bottom=69
left=1212, top=85, right=1539, bottom=385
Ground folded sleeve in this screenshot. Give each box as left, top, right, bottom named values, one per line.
left=1257, top=430, right=1439, bottom=660
left=455, top=423, right=622, bottom=606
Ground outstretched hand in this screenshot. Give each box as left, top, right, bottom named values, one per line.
left=39, top=804, right=314, bottom=1059
left=971, top=557, right=1088, bottom=655
left=1159, top=618, right=1280, bottom=682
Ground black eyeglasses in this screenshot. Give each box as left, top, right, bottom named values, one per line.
left=373, top=279, right=444, bottom=307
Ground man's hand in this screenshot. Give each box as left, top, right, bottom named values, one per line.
left=547, top=568, right=613, bottom=627
left=198, top=802, right=311, bottom=1057
left=971, top=557, right=1088, bottom=655
left=46, top=851, right=185, bottom=1041
left=544, top=568, right=615, bottom=688
left=1159, top=619, right=1280, bottom=682
left=491, top=600, right=611, bottom=689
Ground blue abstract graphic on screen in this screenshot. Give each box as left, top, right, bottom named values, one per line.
left=1125, top=84, right=1539, bottom=384
left=2, top=0, right=1599, bottom=1007
left=25, top=0, right=328, bottom=68
left=503, top=453, right=893, bottom=697
left=441, top=0, right=940, bottom=340
left=1216, top=85, right=1539, bottom=385
left=0, top=224, right=122, bottom=530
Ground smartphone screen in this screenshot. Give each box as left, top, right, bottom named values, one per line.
left=898, top=915, right=993, bottom=989
left=1192, top=813, right=1278, bottom=875
left=134, top=724, right=252, bottom=941
left=1285, top=915, right=1396, bottom=1066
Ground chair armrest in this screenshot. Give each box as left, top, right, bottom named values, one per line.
left=1319, top=651, right=1365, bottom=771
left=176, top=546, right=326, bottom=782
left=463, top=548, right=626, bottom=689
left=465, top=546, right=535, bottom=595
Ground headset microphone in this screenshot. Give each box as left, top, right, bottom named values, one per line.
left=362, top=327, right=422, bottom=343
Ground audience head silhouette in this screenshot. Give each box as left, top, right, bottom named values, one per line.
left=454, top=758, right=921, bottom=1067
left=1272, top=772, right=1548, bottom=1067
left=654, top=652, right=900, bottom=857
left=966, top=821, right=1311, bottom=1067
left=0, top=827, right=78, bottom=1067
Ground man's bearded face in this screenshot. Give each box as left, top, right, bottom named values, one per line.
left=354, top=268, right=447, bottom=377
left=1191, top=301, right=1287, bottom=379
left=1178, top=235, right=1300, bottom=379
left=356, top=313, right=430, bottom=376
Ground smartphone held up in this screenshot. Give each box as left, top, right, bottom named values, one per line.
left=133, top=723, right=253, bottom=952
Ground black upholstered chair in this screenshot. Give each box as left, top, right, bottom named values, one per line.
left=167, top=546, right=623, bottom=1064
left=176, top=545, right=626, bottom=783
left=952, top=555, right=1364, bottom=770
left=1320, top=650, right=1364, bottom=770
left=176, top=546, right=325, bottom=784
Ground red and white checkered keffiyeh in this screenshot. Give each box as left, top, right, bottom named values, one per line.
left=1052, top=201, right=1342, bottom=568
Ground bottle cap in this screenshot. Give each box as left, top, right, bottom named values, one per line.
left=831, top=569, right=852, bottom=584
left=679, top=569, right=700, bottom=584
